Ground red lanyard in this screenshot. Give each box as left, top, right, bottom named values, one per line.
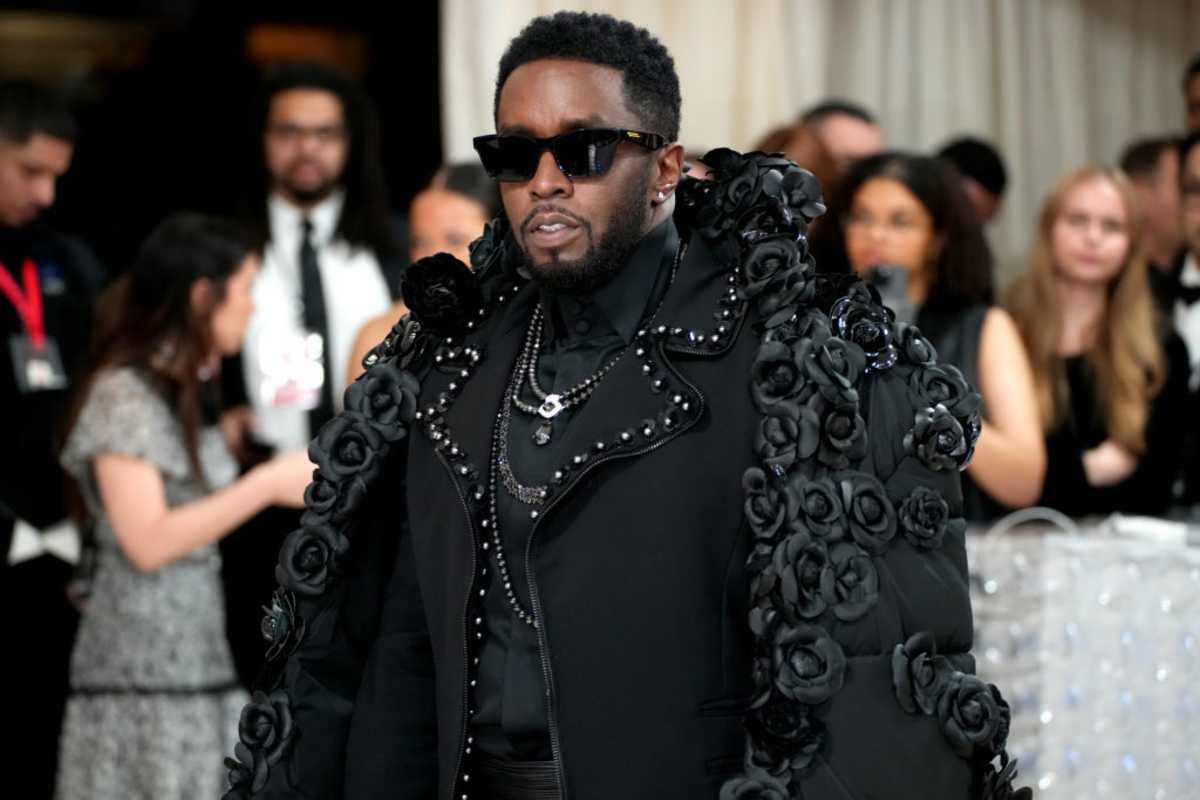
left=0, top=259, right=46, bottom=348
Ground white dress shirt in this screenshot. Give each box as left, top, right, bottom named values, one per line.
left=1174, top=252, right=1200, bottom=391
left=242, top=191, right=392, bottom=450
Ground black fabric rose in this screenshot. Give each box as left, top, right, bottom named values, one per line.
left=468, top=215, right=509, bottom=271
left=275, top=524, right=349, bottom=597
left=937, top=673, right=1012, bottom=761
left=891, top=632, right=953, bottom=716
left=979, top=754, right=1034, bottom=800
left=722, top=159, right=764, bottom=217
left=802, top=337, right=865, bottom=405
left=898, top=486, right=965, bottom=550
left=764, top=307, right=831, bottom=348
left=789, top=474, right=846, bottom=543
left=780, top=167, right=827, bottom=221
left=301, top=473, right=368, bottom=528
left=743, top=468, right=797, bottom=542
left=909, top=364, right=981, bottom=420
left=746, top=698, right=824, bottom=778
left=820, top=542, right=879, bottom=621
left=897, top=323, right=938, bottom=366
left=224, top=689, right=294, bottom=795
left=755, top=400, right=820, bottom=472
left=756, top=264, right=816, bottom=328
left=816, top=400, right=868, bottom=470
left=344, top=363, right=420, bottom=442
left=308, top=412, right=386, bottom=486
left=771, top=622, right=847, bottom=704
left=771, top=532, right=830, bottom=621
left=260, top=588, right=306, bottom=663
left=239, top=689, right=294, bottom=765
left=740, top=236, right=803, bottom=300
left=719, top=774, right=790, bottom=800
left=223, top=750, right=257, bottom=799
left=905, top=404, right=972, bottom=472
left=751, top=339, right=806, bottom=410
left=830, top=286, right=898, bottom=372
left=399, top=252, right=484, bottom=337
left=838, top=471, right=897, bottom=554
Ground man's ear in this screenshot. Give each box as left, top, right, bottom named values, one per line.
left=653, top=142, right=686, bottom=203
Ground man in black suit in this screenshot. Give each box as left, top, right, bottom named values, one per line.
left=224, top=12, right=1027, bottom=800
left=0, top=79, right=104, bottom=800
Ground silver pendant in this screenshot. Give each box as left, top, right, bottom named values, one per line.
left=537, top=393, right=565, bottom=419
left=532, top=421, right=553, bottom=446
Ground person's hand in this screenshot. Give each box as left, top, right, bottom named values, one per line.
left=219, top=405, right=259, bottom=465
left=258, top=449, right=313, bottom=508
left=1082, top=440, right=1139, bottom=487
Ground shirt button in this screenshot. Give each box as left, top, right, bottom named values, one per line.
left=574, top=319, right=591, bottom=335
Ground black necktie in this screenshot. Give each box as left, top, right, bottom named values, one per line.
left=300, top=218, right=335, bottom=434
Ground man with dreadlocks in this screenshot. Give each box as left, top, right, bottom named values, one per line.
left=224, top=12, right=1029, bottom=800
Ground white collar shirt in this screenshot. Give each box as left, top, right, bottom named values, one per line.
left=242, top=190, right=392, bottom=450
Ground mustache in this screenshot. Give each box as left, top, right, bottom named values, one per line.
left=521, top=204, right=589, bottom=233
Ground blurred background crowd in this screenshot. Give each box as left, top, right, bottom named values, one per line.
left=3, top=1, right=1200, bottom=798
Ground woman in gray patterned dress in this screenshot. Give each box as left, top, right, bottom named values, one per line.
left=55, top=215, right=311, bottom=799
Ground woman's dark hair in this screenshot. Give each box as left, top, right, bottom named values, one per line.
left=66, top=213, right=259, bottom=484
left=434, top=162, right=502, bottom=219
left=244, top=61, right=398, bottom=260
left=823, top=151, right=994, bottom=309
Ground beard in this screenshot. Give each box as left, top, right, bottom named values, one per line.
left=275, top=160, right=340, bottom=207
left=518, top=166, right=653, bottom=294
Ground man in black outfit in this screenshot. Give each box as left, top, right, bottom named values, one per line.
left=0, top=80, right=104, bottom=800
left=225, top=12, right=1028, bottom=800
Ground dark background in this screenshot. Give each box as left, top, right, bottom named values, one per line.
left=2, top=1, right=444, bottom=271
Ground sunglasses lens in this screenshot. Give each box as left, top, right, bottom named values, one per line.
left=475, top=136, right=540, bottom=181
left=553, top=130, right=621, bottom=177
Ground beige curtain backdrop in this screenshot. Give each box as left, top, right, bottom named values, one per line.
left=441, top=0, right=1200, bottom=283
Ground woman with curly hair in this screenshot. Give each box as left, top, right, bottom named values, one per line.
left=829, top=152, right=1045, bottom=522
left=1009, top=166, right=1190, bottom=516
left=55, top=214, right=311, bottom=799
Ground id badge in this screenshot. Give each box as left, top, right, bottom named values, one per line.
left=9, top=334, right=68, bottom=393
left=256, top=330, right=326, bottom=409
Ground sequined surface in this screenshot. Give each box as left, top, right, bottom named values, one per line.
left=969, top=521, right=1200, bottom=799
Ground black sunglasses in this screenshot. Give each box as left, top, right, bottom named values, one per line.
left=473, top=128, right=667, bottom=181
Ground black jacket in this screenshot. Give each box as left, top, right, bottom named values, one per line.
left=229, top=152, right=1024, bottom=800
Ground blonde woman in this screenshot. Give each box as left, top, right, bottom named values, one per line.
left=1009, top=166, right=1190, bottom=516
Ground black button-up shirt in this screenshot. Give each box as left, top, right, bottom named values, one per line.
left=473, top=219, right=679, bottom=760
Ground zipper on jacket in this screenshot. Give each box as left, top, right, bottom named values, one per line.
left=521, top=357, right=707, bottom=800
left=437, top=448, right=479, bottom=800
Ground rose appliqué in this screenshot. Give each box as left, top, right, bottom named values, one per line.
left=343, top=363, right=420, bottom=442
left=904, top=404, right=974, bottom=472
left=837, top=471, right=897, bottom=554
left=830, top=284, right=898, bottom=372
left=898, top=486, right=965, bottom=550
left=224, top=689, right=294, bottom=796
left=275, top=524, right=350, bottom=597
left=771, top=622, right=847, bottom=704
left=400, top=252, right=484, bottom=337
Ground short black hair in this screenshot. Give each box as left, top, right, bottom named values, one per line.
left=938, top=136, right=1008, bottom=197
left=1179, top=131, right=1200, bottom=183
left=0, top=80, right=77, bottom=145
left=1184, top=52, right=1200, bottom=91
left=799, top=99, right=877, bottom=127
left=494, top=11, right=681, bottom=141
left=1119, top=137, right=1180, bottom=182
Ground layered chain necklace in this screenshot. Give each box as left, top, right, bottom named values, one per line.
left=485, top=239, right=686, bottom=626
